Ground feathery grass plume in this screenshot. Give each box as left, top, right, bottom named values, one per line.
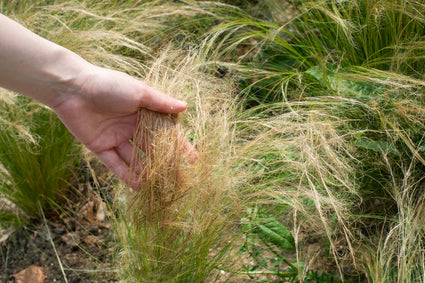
left=351, top=72, right=425, bottom=281
left=360, top=153, right=425, bottom=282
left=1, top=0, right=226, bottom=75
left=113, top=49, right=241, bottom=282
left=232, top=70, right=425, bottom=278
left=130, top=109, right=186, bottom=220
left=196, top=0, right=425, bottom=278
left=233, top=102, right=360, bottom=276
left=203, top=0, right=425, bottom=101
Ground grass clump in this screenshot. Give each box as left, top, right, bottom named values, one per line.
left=0, top=91, right=79, bottom=220
left=113, top=49, right=242, bottom=282
left=113, top=47, right=359, bottom=281
left=204, top=0, right=425, bottom=100
left=200, top=0, right=425, bottom=280
left=3, top=0, right=425, bottom=281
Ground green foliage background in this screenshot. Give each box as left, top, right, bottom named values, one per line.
left=1, top=0, right=425, bottom=282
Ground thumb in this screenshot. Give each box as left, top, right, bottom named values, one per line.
left=138, top=83, right=187, bottom=113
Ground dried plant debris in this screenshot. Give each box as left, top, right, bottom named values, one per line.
left=12, top=265, right=46, bottom=283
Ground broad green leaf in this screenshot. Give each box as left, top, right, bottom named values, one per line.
left=254, top=217, right=295, bottom=251
left=354, top=138, right=400, bottom=156
left=306, top=64, right=383, bottom=97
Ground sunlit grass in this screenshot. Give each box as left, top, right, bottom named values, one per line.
left=112, top=49, right=242, bottom=282
left=2, top=0, right=425, bottom=281
left=201, top=0, right=425, bottom=281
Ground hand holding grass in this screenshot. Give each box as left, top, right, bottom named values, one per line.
left=52, top=66, right=189, bottom=182
left=0, top=14, right=188, bottom=182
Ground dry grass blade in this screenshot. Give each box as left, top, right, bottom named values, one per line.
left=129, top=109, right=187, bottom=222
left=114, top=49, right=240, bottom=282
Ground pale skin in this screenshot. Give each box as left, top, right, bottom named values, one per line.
left=0, top=14, right=189, bottom=182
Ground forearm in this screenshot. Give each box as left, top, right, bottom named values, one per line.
left=0, top=14, right=91, bottom=108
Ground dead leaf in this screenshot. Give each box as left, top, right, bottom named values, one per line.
left=79, top=196, right=102, bottom=224
left=12, top=265, right=46, bottom=283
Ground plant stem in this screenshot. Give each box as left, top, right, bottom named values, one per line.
left=39, top=202, right=68, bottom=283
left=216, top=266, right=298, bottom=277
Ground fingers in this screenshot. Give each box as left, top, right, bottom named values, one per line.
left=95, top=149, right=133, bottom=186
left=116, top=141, right=145, bottom=189
left=96, top=146, right=144, bottom=189
left=138, top=83, right=187, bottom=114
left=96, top=140, right=196, bottom=190
left=115, top=141, right=133, bottom=167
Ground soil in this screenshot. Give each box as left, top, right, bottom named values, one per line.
left=0, top=222, right=116, bottom=283
left=0, top=161, right=119, bottom=283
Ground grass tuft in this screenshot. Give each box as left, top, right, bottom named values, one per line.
left=0, top=91, right=79, bottom=219
left=113, top=49, right=242, bottom=282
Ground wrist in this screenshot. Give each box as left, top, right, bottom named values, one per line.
left=40, top=47, right=94, bottom=109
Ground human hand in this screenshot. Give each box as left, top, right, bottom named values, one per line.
left=51, top=65, right=189, bottom=182
left=0, top=14, right=195, bottom=184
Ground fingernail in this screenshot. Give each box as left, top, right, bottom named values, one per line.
left=177, top=100, right=188, bottom=108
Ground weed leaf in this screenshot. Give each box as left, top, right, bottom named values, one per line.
left=254, top=217, right=295, bottom=251
left=306, top=64, right=382, bottom=97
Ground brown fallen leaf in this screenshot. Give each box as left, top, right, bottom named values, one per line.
left=79, top=196, right=103, bottom=224
left=12, top=265, right=46, bottom=283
